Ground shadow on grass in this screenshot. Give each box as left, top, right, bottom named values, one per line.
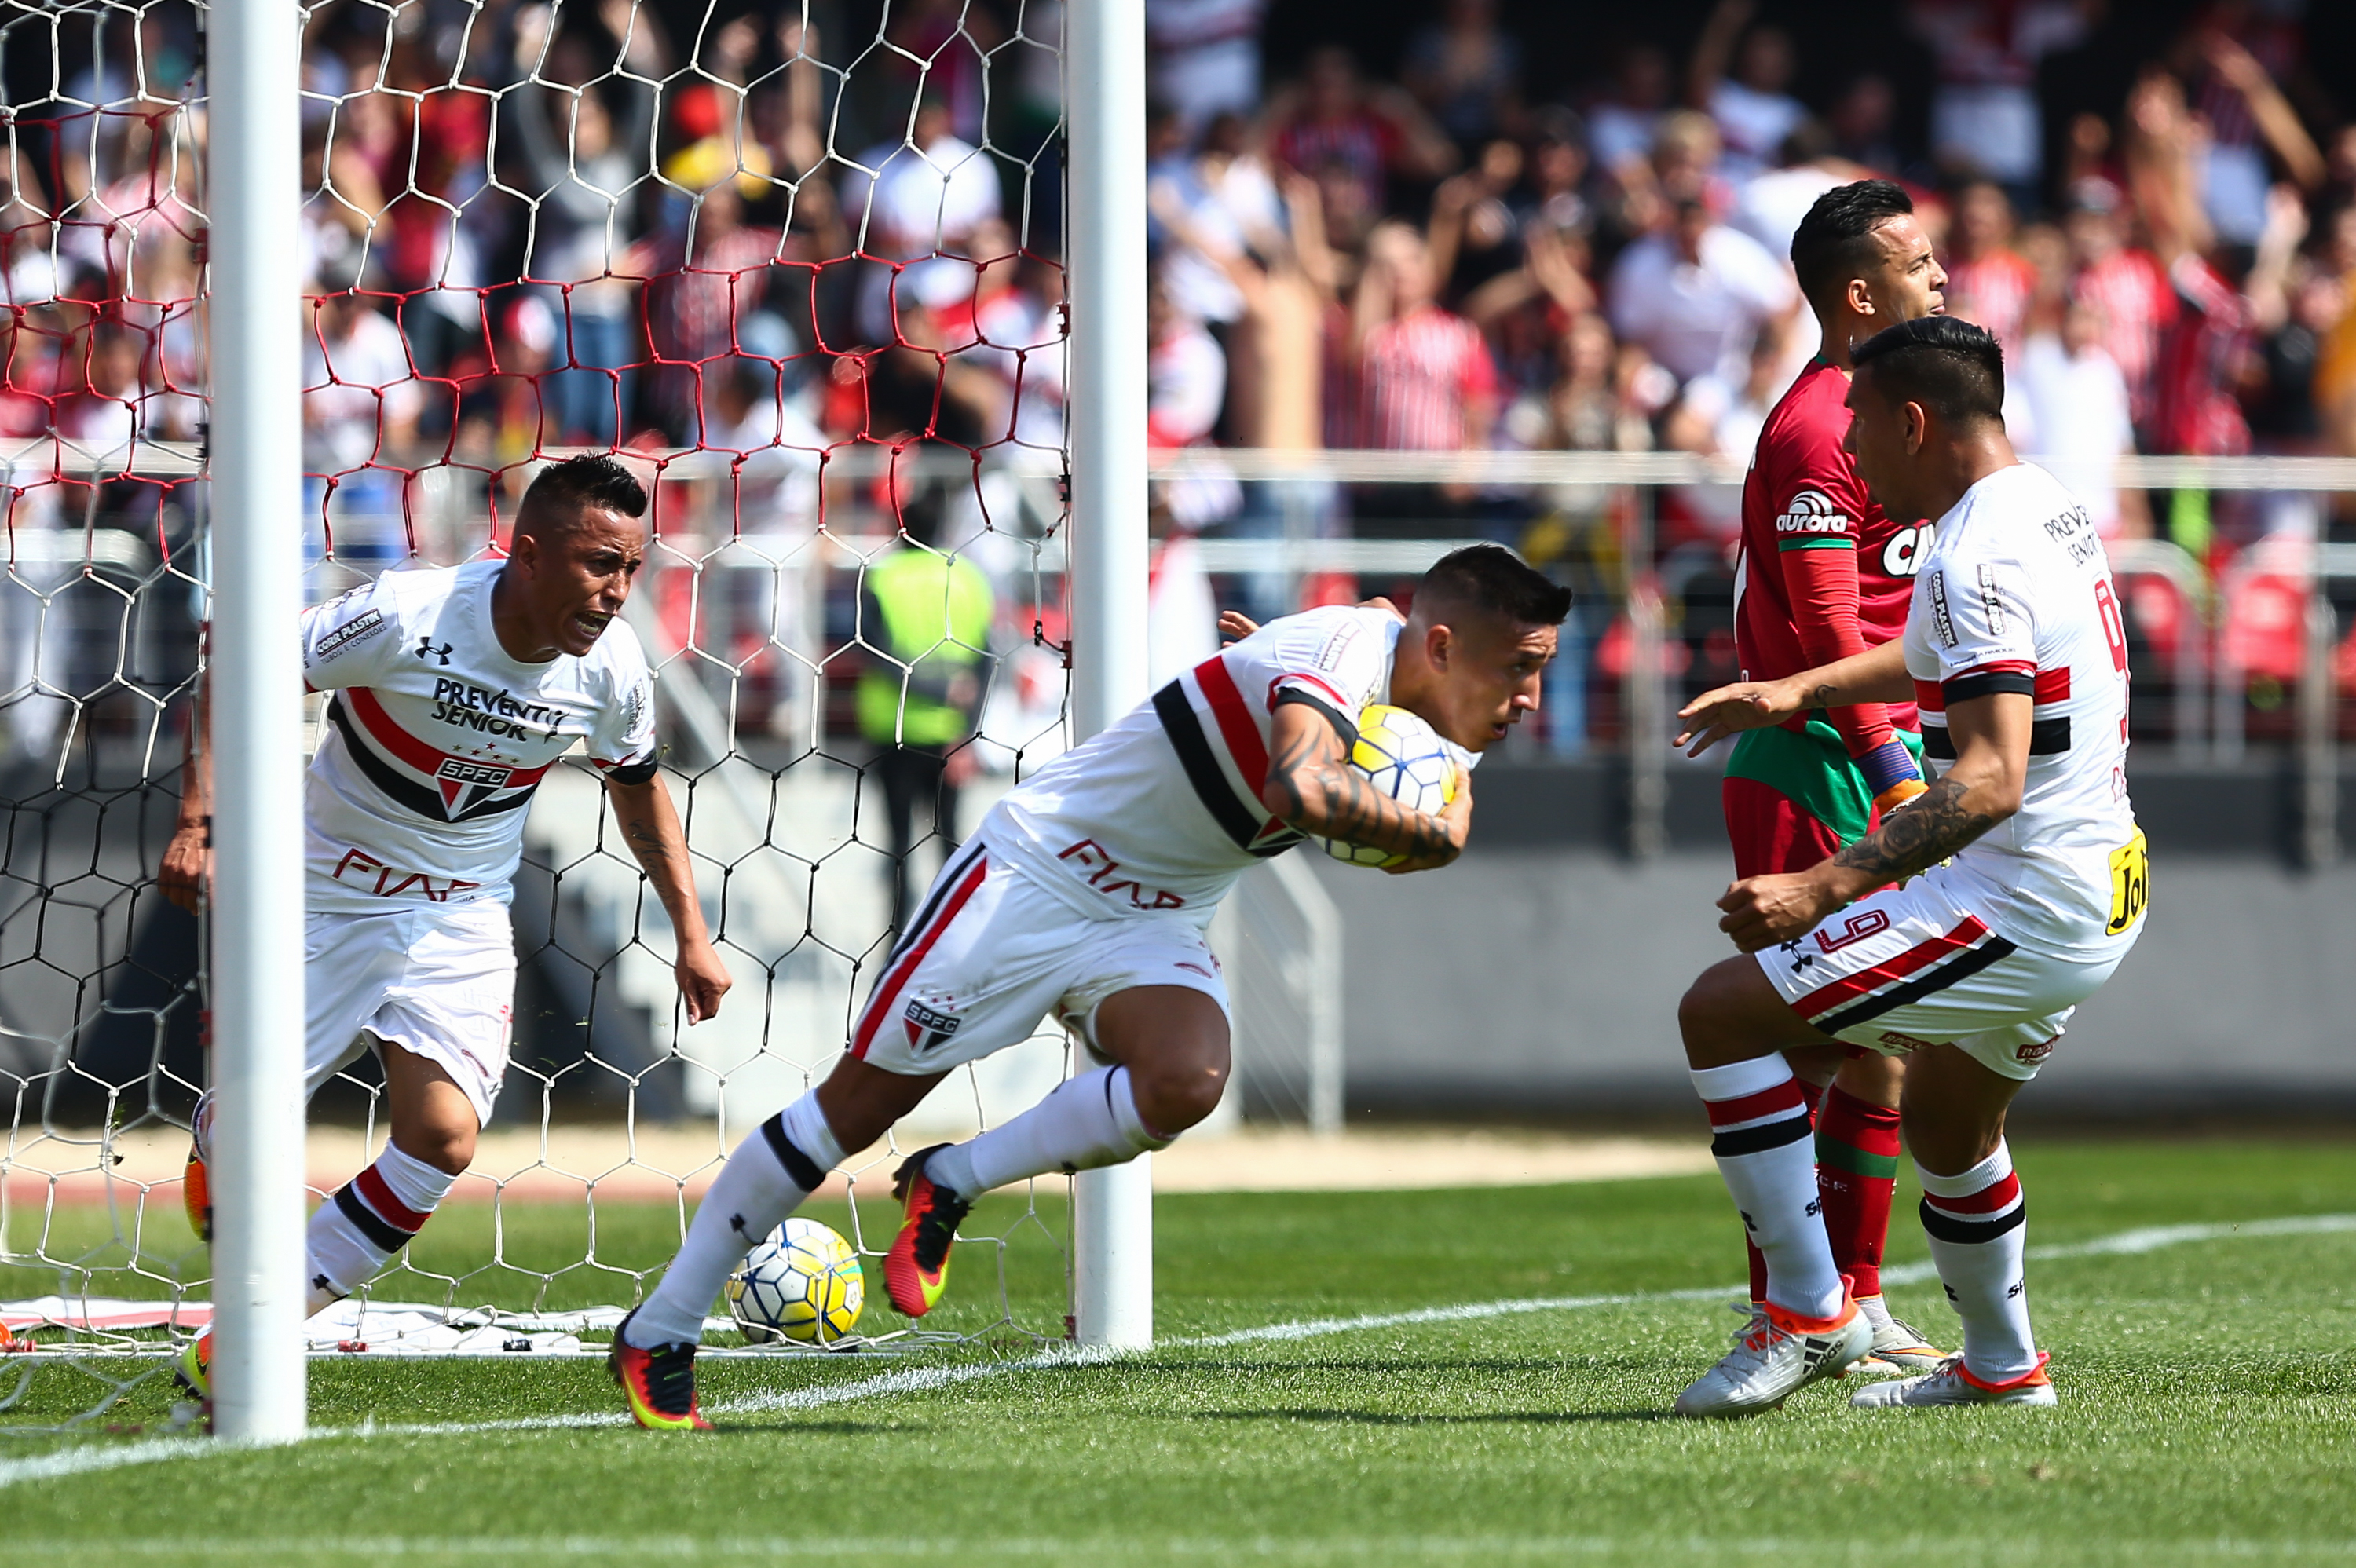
left=1191, top=1407, right=1673, bottom=1427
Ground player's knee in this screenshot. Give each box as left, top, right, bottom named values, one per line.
left=1677, top=963, right=1743, bottom=1065
left=398, top=1120, right=477, bottom=1176
left=1130, top=1056, right=1227, bottom=1136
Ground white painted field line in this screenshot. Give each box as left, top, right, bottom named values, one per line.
left=3, top=1211, right=2349, bottom=1490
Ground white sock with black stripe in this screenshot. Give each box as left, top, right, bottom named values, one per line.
left=304, top=1141, right=455, bottom=1314
left=1918, top=1142, right=2038, bottom=1381
left=924, top=1065, right=1172, bottom=1197
left=1692, top=1057, right=1844, bottom=1321
left=624, top=1091, right=846, bottom=1350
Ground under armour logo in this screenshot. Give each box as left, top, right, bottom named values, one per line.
left=728, top=1212, right=748, bottom=1235
left=1739, top=1208, right=1758, bottom=1234
left=415, top=636, right=452, bottom=665
left=1944, top=1284, right=1960, bottom=1303
left=313, top=1274, right=333, bottom=1293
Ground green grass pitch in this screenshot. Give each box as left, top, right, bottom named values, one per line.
left=4, top=1139, right=2355, bottom=1566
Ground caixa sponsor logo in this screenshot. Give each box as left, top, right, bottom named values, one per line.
left=1774, top=489, right=1850, bottom=537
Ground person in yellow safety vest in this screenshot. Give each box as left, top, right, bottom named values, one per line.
left=857, top=481, right=996, bottom=930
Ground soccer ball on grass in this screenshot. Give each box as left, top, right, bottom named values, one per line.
left=726, top=1217, right=864, bottom=1344
left=1319, top=704, right=1458, bottom=868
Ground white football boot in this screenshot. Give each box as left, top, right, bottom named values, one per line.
left=1850, top=1351, right=2057, bottom=1408
left=1673, top=1289, right=1874, bottom=1418
left=1848, top=1294, right=1948, bottom=1376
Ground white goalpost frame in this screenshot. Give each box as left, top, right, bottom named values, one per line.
left=204, top=0, right=311, bottom=1439
left=1064, top=0, right=1154, bottom=1350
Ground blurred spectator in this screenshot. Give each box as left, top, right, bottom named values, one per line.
left=857, top=475, right=993, bottom=932
left=2177, top=27, right=2326, bottom=247
left=1352, top=221, right=1498, bottom=452
left=1525, top=109, right=1592, bottom=235
left=1148, top=111, right=1289, bottom=339
left=1688, top=0, right=1806, bottom=184
left=2064, top=177, right=2175, bottom=434
left=1607, top=196, right=1797, bottom=388
left=1147, top=0, right=1270, bottom=139
left=1829, top=75, right=1904, bottom=177
left=1401, top=0, right=1525, bottom=153
left=1909, top=0, right=2090, bottom=202
left=1427, top=139, right=1527, bottom=306
left=1148, top=278, right=1229, bottom=450
left=1943, top=179, right=2038, bottom=350
left=1268, top=47, right=1458, bottom=220
left=2019, top=298, right=2141, bottom=538
left=840, top=95, right=1004, bottom=345
left=1587, top=44, right=1674, bottom=185
left=1732, top=120, right=1864, bottom=262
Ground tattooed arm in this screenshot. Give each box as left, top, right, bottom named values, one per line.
left=1673, top=640, right=1914, bottom=757
left=603, top=771, right=732, bottom=1021
left=1261, top=700, right=1473, bottom=874
left=1712, top=691, right=2034, bottom=952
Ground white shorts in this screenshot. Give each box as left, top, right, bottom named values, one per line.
left=305, top=901, right=517, bottom=1126
left=1755, top=864, right=2134, bottom=1082
left=849, top=839, right=1229, bottom=1076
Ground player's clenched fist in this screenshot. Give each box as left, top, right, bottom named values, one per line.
left=159, top=818, right=210, bottom=915
left=1714, top=869, right=1842, bottom=952
left=673, top=938, right=734, bottom=1025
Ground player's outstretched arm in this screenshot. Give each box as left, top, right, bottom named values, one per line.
left=1712, top=691, right=2032, bottom=952
left=602, top=772, right=733, bottom=1023
left=1674, top=639, right=1914, bottom=757
left=1262, top=701, right=1471, bottom=873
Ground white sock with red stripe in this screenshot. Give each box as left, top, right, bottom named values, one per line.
left=1917, top=1142, right=2038, bottom=1381
left=924, top=1065, right=1172, bottom=1197
left=1691, top=1057, right=1844, bottom=1321
left=624, top=1091, right=844, bottom=1350
left=304, top=1142, right=455, bottom=1313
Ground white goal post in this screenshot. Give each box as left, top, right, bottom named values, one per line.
left=207, top=0, right=310, bottom=1443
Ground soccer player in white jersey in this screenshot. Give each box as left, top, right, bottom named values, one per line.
left=159, top=456, right=732, bottom=1396
left=1668, top=317, right=2147, bottom=1415
left=609, top=545, right=1571, bottom=1430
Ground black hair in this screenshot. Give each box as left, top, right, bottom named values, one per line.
left=1849, top=315, right=2006, bottom=427
left=1414, top=543, right=1572, bottom=629
left=1788, top=178, right=1914, bottom=318
left=516, top=454, right=648, bottom=536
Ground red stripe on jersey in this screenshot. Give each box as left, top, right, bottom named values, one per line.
left=1924, top=1171, right=2023, bottom=1216
left=1703, top=1079, right=1809, bottom=1129
left=353, top=1164, right=430, bottom=1234
left=344, top=687, right=554, bottom=785
left=1193, top=655, right=1269, bottom=792
left=1951, top=660, right=2037, bottom=682
left=2034, top=668, right=2070, bottom=704
left=1793, top=915, right=1992, bottom=1019
left=850, top=856, right=989, bottom=1059
left=1913, top=680, right=1944, bottom=714
left=1272, top=671, right=1352, bottom=717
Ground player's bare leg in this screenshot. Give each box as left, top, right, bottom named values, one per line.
left=1854, top=1041, right=2053, bottom=1407
left=1674, top=959, right=1874, bottom=1417
left=898, top=987, right=1226, bottom=1315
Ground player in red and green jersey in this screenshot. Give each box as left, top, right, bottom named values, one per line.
left=1721, top=180, right=1948, bottom=1372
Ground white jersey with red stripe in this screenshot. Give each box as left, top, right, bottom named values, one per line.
left=981, top=605, right=1449, bottom=921
left=1901, top=461, right=2143, bottom=959
left=298, top=558, right=657, bottom=913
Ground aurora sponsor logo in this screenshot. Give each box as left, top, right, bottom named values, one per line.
left=314, top=609, right=386, bottom=660
left=1774, top=489, right=1852, bottom=538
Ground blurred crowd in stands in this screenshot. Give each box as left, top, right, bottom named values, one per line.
left=7, top=0, right=2356, bottom=759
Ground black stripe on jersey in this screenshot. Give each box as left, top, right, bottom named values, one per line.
left=881, top=839, right=986, bottom=963
left=1942, top=670, right=2037, bottom=704
left=1921, top=718, right=2071, bottom=762
left=333, top=1182, right=412, bottom=1254
left=1814, top=935, right=2019, bottom=1034
left=1273, top=687, right=1359, bottom=747
left=327, top=696, right=539, bottom=823
left=1152, top=681, right=1291, bottom=858
left=605, top=758, right=658, bottom=786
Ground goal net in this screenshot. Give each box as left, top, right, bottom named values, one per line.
left=1, top=0, right=1082, bottom=1433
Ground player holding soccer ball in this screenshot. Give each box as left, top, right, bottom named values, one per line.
left=1718, top=180, right=1953, bottom=1374
left=1670, top=317, right=2146, bottom=1415
left=609, top=544, right=1569, bottom=1430
left=159, top=457, right=731, bottom=1398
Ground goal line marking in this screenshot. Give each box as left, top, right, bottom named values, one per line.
left=3, top=1211, right=2348, bottom=1489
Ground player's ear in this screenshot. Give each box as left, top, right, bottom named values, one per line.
left=1846, top=276, right=1873, bottom=320
left=1902, top=402, right=1928, bottom=456
left=1425, top=622, right=1453, bottom=671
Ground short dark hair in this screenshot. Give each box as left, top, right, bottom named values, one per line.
left=1850, top=315, right=2007, bottom=427
left=516, top=454, right=648, bottom=536
left=1414, top=544, right=1572, bottom=629
left=1789, top=179, right=1914, bottom=318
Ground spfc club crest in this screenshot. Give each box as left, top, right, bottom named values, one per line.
left=434, top=757, right=514, bottom=817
